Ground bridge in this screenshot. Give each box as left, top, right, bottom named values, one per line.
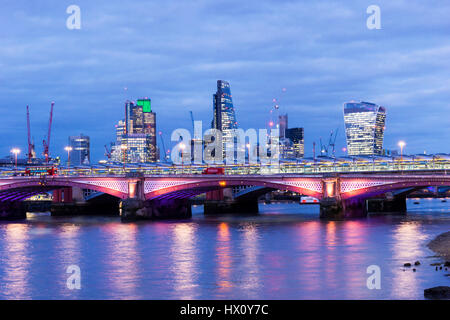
left=0, top=169, right=448, bottom=220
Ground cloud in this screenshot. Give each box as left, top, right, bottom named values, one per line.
left=0, top=0, right=448, bottom=161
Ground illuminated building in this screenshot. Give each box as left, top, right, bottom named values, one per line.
left=286, top=127, right=304, bottom=158
left=279, top=114, right=288, bottom=139
left=343, top=101, right=386, bottom=156
left=112, top=98, right=157, bottom=163
left=68, top=134, right=90, bottom=165
left=212, top=80, right=238, bottom=160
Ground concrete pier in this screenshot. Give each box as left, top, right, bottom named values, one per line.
left=120, top=198, right=192, bottom=221
left=0, top=201, right=27, bottom=220
left=203, top=199, right=259, bottom=215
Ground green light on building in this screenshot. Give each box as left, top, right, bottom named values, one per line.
left=137, top=99, right=151, bottom=113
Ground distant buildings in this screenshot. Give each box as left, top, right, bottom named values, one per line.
left=69, top=134, right=90, bottom=165
left=212, top=80, right=238, bottom=160
left=343, top=101, right=386, bottom=156
left=278, top=114, right=304, bottom=159
left=111, top=98, right=157, bottom=163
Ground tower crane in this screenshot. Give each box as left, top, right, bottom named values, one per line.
left=42, top=102, right=54, bottom=163
left=158, top=131, right=168, bottom=162
left=104, top=145, right=112, bottom=160
left=26, top=105, right=36, bottom=163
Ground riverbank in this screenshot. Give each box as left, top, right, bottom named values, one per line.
left=428, top=231, right=450, bottom=259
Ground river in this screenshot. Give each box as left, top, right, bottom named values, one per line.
left=0, top=198, right=449, bottom=299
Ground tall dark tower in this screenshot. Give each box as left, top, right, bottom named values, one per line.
left=212, top=80, right=238, bottom=159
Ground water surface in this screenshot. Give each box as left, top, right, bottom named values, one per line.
left=0, top=199, right=449, bottom=299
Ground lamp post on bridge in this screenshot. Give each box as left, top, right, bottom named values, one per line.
left=64, top=146, right=73, bottom=168
left=10, top=148, right=20, bottom=171
left=398, top=141, right=405, bottom=171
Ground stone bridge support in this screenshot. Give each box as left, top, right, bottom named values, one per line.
left=0, top=201, right=27, bottom=220
left=120, top=178, right=192, bottom=221
left=319, top=175, right=409, bottom=219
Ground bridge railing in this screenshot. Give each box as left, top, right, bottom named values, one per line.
left=1, top=160, right=449, bottom=177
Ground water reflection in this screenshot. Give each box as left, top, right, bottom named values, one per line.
left=1, top=224, right=31, bottom=299
left=215, top=222, right=232, bottom=296
left=102, top=224, right=141, bottom=299
left=56, top=225, right=81, bottom=298
left=239, top=224, right=260, bottom=298
left=169, top=223, right=199, bottom=299
left=391, top=222, right=426, bottom=299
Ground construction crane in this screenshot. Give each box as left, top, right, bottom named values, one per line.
left=26, top=105, right=36, bottom=163
left=328, top=128, right=339, bottom=158
left=104, top=145, right=112, bottom=160
left=42, top=102, right=54, bottom=163
left=319, top=129, right=339, bottom=158
left=158, top=131, right=168, bottom=162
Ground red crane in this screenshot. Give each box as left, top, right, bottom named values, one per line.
left=26, top=105, right=36, bottom=163
left=43, top=102, right=54, bottom=163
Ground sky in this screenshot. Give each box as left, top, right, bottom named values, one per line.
left=0, top=0, right=449, bottom=162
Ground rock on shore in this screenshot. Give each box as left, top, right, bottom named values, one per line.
left=427, top=231, right=450, bottom=259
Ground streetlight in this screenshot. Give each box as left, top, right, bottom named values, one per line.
left=10, top=148, right=20, bottom=170
left=64, top=146, right=73, bottom=167
left=398, top=141, right=406, bottom=171
left=398, top=141, right=406, bottom=161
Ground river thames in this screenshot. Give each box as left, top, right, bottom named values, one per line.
left=0, top=199, right=448, bottom=299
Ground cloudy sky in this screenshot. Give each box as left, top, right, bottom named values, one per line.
left=1, top=0, right=449, bottom=161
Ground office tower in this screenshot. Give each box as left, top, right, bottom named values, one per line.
left=286, top=127, right=304, bottom=158
left=112, top=98, right=157, bottom=163
left=212, top=80, right=238, bottom=160
left=69, top=134, right=90, bottom=165
left=279, top=114, right=288, bottom=139
left=343, top=101, right=386, bottom=156
left=115, top=120, right=126, bottom=143
left=120, top=134, right=152, bottom=163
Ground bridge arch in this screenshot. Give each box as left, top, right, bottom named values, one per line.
left=145, top=178, right=323, bottom=200
left=340, top=178, right=450, bottom=200
left=0, top=178, right=129, bottom=201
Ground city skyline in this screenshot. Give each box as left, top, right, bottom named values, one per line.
left=0, top=1, right=449, bottom=161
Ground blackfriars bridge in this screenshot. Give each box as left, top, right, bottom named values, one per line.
left=0, top=170, right=449, bottom=220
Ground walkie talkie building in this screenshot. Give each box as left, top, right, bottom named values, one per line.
left=343, top=101, right=386, bottom=156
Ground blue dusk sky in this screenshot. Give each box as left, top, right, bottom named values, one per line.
left=0, top=0, right=449, bottom=162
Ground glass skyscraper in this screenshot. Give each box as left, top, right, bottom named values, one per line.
left=212, top=80, right=238, bottom=160
left=69, top=134, right=90, bottom=165
left=112, top=98, right=157, bottom=163
left=343, top=101, right=386, bottom=156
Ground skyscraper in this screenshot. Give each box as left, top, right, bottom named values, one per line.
left=279, top=114, right=288, bottom=139
left=212, top=80, right=238, bottom=160
left=112, top=98, right=157, bottom=163
left=343, top=101, right=386, bottom=156
left=69, top=134, right=90, bottom=165
left=286, top=127, right=304, bottom=158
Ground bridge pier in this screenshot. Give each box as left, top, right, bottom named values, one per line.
left=120, top=198, right=192, bottom=221
left=203, top=199, right=259, bottom=215
left=0, top=201, right=27, bottom=220
left=51, top=187, right=120, bottom=217
left=367, top=195, right=407, bottom=214
left=320, top=198, right=367, bottom=219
